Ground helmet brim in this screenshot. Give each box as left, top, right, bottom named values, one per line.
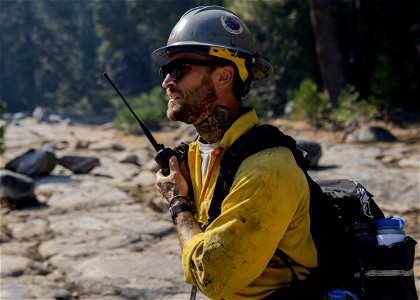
left=151, top=43, right=273, bottom=80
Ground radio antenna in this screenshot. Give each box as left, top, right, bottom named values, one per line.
left=103, top=73, right=163, bottom=152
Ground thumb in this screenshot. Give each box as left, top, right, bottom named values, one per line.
left=169, top=156, right=179, bottom=172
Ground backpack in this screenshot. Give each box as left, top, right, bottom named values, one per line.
left=201, top=124, right=417, bottom=300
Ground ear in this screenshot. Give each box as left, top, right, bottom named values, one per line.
left=216, top=65, right=234, bottom=85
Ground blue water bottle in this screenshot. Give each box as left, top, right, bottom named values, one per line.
left=327, top=289, right=359, bottom=300
left=375, top=216, right=406, bottom=246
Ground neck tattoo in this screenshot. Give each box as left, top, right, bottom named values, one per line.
left=195, top=105, right=239, bottom=144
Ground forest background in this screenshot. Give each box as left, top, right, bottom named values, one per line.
left=1, top=0, right=419, bottom=132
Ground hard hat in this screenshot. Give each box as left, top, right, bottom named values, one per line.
left=151, top=6, right=273, bottom=82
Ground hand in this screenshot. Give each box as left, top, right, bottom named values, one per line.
left=156, top=156, right=189, bottom=204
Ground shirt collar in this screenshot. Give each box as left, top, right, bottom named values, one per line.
left=218, top=107, right=260, bottom=150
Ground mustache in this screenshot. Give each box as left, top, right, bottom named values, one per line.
left=166, top=87, right=181, bottom=96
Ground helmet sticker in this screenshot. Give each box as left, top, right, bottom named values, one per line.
left=221, top=16, right=243, bottom=35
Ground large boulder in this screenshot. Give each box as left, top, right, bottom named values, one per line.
left=356, top=126, right=397, bottom=142
left=0, top=169, right=37, bottom=207
left=5, top=149, right=57, bottom=177
left=57, top=155, right=100, bottom=174
left=296, top=140, right=322, bottom=168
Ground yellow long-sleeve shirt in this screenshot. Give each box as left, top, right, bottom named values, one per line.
left=182, top=109, right=317, bottom=299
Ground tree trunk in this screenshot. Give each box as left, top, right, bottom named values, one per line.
left=308, top=0, right=346, bottom=107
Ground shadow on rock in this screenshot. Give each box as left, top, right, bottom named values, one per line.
left=35, top=175, right=76, bottom=185
left=1, top=196, right=47, bottom=210
left=309, top=165, right=339, bottom=171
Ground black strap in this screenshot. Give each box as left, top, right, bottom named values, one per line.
left=200, top=124, right=312, bottom=284
left=275, top=248, right=299, bottom=284
left=202, top=124, right=310, bottom=230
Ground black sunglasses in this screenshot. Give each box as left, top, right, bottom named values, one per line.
left=159, top=58, right=216, bottom=81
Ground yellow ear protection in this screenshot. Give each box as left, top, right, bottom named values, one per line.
left=209, top=47, right=249, bottom=82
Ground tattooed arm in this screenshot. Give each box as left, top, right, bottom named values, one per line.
left=156, top=156, right=202, bottom=250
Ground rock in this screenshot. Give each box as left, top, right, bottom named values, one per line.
left=5, top=149, right=57, bottom=177
left=0, top=119, right=6, bottom=130
left=11, top=112, right=28, bottom=122
left=41, top=140, right=69, bottom=151
left=90, top=140, right=125, bottom=151
left=119, top=152, right=139, bottom=165
left=45, top=114, right=63, bottom=124
left=0, top=169, right=35, bottom=204
left=28, top=277, right=73, bottom=300
left=356, top=126, right=397, bottom=142
left=40, top=209, right=174, bottom=260
left=146, top=159, right=160, bottom=172
left=0, top=255, right=37, bottom=276
left=398, top=158, right=419, bottom=168
left=102, top=122, right=115, bottom=130
left=74, top=140, right=90, bottom=149
left=308, top=143, right=419, bottom=212
left=133, top=170, right=157, bottom=187
left=0, top=276, right=72, bottom=300
left=8, top=218, right=49, bottom=240
left=0, top=277, right=35, bottom=299
left=0, top=241, right=39, bottom=257
left=110, top=141, right=126, bottom=151
left=46, top=181, right=128, bottom=209
left=57, top=155, right=100, bottom=174
left=136, top=148, right=155, bottom=165
left=66, top=248, right=187, bottom=300
left=296, top=140, right=322, bottom=168
left=284, top=101, right=296, bottom=115
left=32, top=107, right=46, bottom=122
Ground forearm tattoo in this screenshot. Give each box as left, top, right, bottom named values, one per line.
left=158, top=182, right=175, bottom=201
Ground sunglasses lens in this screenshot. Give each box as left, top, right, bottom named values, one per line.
left=159, top=65, right=170, bottom=79
left=160, top=64, right=184, bottom=81
left=170, top=66, right=184, bottom=81
left=159, top=68, right=165, bottom=79
left=159, top=59, right=215, bottom=81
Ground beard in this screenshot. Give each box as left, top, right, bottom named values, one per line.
left=166, top=74, right=217, bottom=124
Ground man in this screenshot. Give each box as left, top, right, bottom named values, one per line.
left=154, top=6, right=317, bottom=300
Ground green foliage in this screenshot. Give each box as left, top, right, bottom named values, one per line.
left=229, top=0, right=320, bottom=115
left=70, top=94, right=114, bottom=116
left=289, top=79, right=330, bottom=126
left=290, top=80, right=381, bottom=127
left=243, top=78, right=278, bottom=118
left=0, top=0, right=418, bottom=122
left=113, top=86, right=166, bottom=134
left=1, top=0, right=101, bottom=112
left=334, top=86, right=380, bottom=126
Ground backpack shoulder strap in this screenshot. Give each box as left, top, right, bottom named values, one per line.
left=202, top=124, right=310, bottom=230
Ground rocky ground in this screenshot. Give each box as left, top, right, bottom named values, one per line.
left=1, top=116, right=419, bottom=299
